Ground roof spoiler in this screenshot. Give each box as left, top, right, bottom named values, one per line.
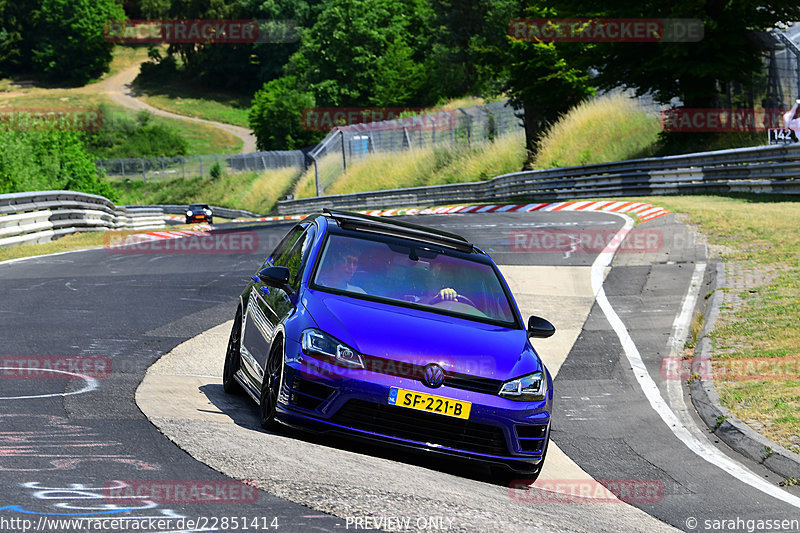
left=323, top=209, right=474, bottom=253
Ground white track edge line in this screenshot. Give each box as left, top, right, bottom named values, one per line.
left=593, top=214, right=800, bottom=508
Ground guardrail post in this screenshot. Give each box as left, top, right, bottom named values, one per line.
left=340, top=130, right=347, bottom=172
left=403, top=127, right=411, bottom=150
left=140, top=158, right=146, bottom=181
left=199, top=155, right=203, bottom=177
left=312, top=154, right=321, bottom=197
left=458, top=108, right=471, bottom=149
left=499, top=108, right=504, bottom=136
left=181, top=157, right=185, bottom=179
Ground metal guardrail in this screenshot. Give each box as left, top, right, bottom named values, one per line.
left=276, top=144, right=800, bottom=214
left=126, top=204, right=264, bottom=219
left=0, top=191, right=165, bottom=248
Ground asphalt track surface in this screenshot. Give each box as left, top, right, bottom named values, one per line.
left=1, top=211, right=798, bottom=532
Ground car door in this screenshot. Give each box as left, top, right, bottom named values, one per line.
left=240, top=224, right=313, bottom=388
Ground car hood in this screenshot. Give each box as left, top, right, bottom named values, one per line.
left=302, top=290, right=542, bottom=381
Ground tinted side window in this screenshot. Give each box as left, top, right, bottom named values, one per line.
left=268, top=226, right=304, bottom=266
left=275, top=226, right=316, bottom=289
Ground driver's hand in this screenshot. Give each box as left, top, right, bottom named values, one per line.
left=438, top=288, right=457, bottom=301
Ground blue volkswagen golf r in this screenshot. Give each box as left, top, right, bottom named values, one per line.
left=223, top=210, right=555, bottom=478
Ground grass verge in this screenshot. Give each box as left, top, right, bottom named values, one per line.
left=112, top=167, right=300, bottom=214
left=293, top=132, right=527, bottom=198
left=627, top=194, right=800, bottom=454
left=533, top=93, right=661, bottom=168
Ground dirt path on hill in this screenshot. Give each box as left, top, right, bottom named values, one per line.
left=87, top=61, right=257, bottom=154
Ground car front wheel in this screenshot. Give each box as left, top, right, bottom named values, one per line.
left=222, top=310, right=243, bottom=394
left=259, top=341, right=283, bottom=430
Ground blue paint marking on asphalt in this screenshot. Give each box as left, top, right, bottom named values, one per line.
left=0, top=504, right=139, bottom=516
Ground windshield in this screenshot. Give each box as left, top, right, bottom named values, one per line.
left=312, top=233, right=518, bottom=326
left=189, top=204, right=209, bottom=210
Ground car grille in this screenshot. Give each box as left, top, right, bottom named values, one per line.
left=331, top=399, right=509, bottom=456
left=356, top=353, right=502, bottom=395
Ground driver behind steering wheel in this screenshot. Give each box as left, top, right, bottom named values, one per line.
left=427, top=262, right=460, bottom=302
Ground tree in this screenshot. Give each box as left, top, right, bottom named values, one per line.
left=0, top=0, right=35, bottom=75
left=549, top=0, right=800, bottom=108
left=29, top=0, right=125, bottom=85
left=248, top=76, right=323, bottom=150
left=151, top=0, right=320, bottom=93
left=478, top=1, right=594, bottom=151
left=426, top=0, right=491, bottom=99
left=286, top=0, right=437, bottom=107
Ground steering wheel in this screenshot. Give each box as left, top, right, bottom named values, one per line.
left=429, top=293, right=479, bottom=309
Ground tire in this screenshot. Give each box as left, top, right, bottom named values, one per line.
left=222, top=310, right=243, bottom=394
left=259, top=341, right=283, bottom=430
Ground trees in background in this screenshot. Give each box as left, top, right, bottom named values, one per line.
left=3, top=0, right=799, bottom=158
left=0, top=0, right=125, bottom=84
left=548, top=0, right=800, bottom=108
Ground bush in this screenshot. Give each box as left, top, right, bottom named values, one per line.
left=0, top=130, right=116, bottom=200
left=210, top=161, right=222, bottom=180
left=82, top=105, right=189, bottom=159
left=249, top=76, right=324, bottom=150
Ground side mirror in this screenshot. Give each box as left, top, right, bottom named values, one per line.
left=527, top=316, right=555, bottom=338
left=257, top=266, right=291, bottom=289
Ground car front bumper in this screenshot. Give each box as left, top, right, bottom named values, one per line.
left=275, top=339, right=551, bottom=471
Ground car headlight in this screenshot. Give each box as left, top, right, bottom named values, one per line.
left=186, top=210, right=192, bottom=216
left=499, top=371, right=547, bottom=402
left=301, top=328, right=364, bottom=369
left=204, top=208, right=212, bottom=215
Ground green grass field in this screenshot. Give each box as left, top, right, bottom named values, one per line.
left=0, top=47, right=243, bottom=156
left=134, top=79, right=251, bottom=128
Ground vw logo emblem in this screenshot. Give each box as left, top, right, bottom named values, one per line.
left=422, top=364, right=444, bottom=388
